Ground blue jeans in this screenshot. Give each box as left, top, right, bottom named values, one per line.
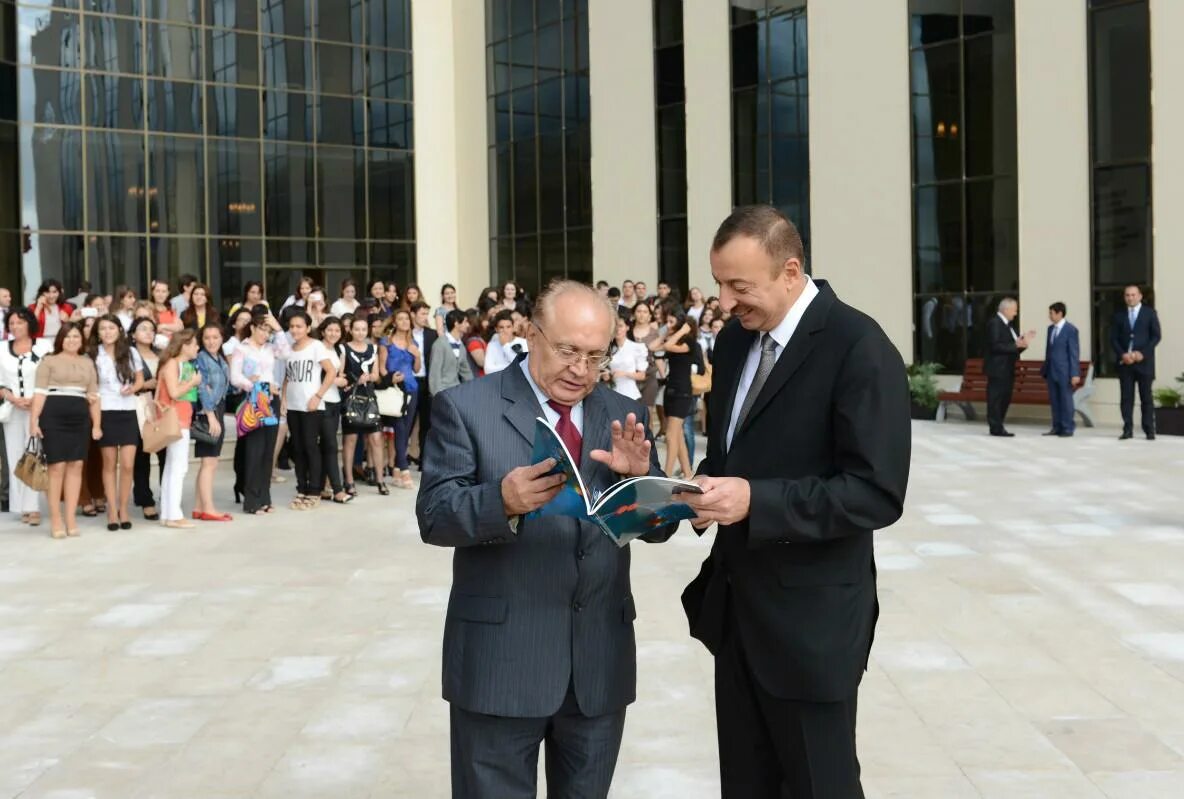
left=394, top=392, right=419, bottom=470
left=683, top=403, right=697, bottom=463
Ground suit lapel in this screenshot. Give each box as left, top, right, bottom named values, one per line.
left=501, top=364, right=544, bottom=447
left=719, top=326, right=757, bottom=442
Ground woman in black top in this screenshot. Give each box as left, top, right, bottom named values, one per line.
left=660, top=313, right=703, bottom=478
left=340, top=316, right=387, bottom=495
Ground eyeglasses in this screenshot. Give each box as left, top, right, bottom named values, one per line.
left=531, top=322, right=612, bottom=370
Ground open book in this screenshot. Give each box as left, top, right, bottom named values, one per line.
left=526, top=416, right=702, bottom=546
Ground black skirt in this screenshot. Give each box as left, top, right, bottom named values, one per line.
left=193, top=402, right=227, bottom=458
left=663, top=390, right=696, bottom=420
left=41, top=395, right=90, bottom=464
left=99, top=409, right=139, bottom=448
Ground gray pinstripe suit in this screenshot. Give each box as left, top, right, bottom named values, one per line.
left=417, top=358, right=677, bottom=798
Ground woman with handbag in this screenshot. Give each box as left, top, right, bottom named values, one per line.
left=315, top=317, right=351, bottom=504
left=0, top=307, right=47, bottom=526
left=89, top=314, right=144, bottom=531
left=192, top=322, right=231, bottom=522
left=280, top=311, right=337, bottom=510
left=378, top=309, right=420, bottom=490
left=29, top=323, right=100, bottom=539
left=340, top=316, right=386, bottom=496
left=130, top=317, right=165, bottom=520
left=155, top=330, right=201, bottom=529
left=229, top=308, right=287, bottom=515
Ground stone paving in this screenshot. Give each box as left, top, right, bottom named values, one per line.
left=0, top=420, right=1182, bottom=797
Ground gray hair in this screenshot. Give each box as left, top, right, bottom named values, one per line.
left=997, top=297, right=1017, bottom=313
left=534, top=279, right=616, bottom=338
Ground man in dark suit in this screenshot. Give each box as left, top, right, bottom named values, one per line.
left=984, top=297, right=1033, bottom=437
left=680, top=206, right=911, bottom=798
left=1040, top=302, right=1081, bottom=437
left=1110, top=284, right=1162, bottom=440
left=409, top=300, right=438, bottom=464
left=417, top=280, right=677, bottom=799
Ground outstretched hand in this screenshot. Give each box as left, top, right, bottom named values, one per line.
left=589, top=412, right=652, bottom=477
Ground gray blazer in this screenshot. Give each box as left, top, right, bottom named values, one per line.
left=427, top=335, right=473, bottom=396
left=416, top=361, right=676, bottom=718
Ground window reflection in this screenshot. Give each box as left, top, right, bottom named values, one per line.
left=87, top=73, right=143, bottom=129
left=208, top=138, right=261, bottom=236
left=149, top=135, right=205, bottom=235
left=20, top=67, right=83, bottom=125
left=19, top=126, right=84, bottom=232
left=207, top=84, right=260, bottom=138
left=148, top=23, right=202, bottom=81
left=88, top=235, right=148, bottom=298
left=262, top=35, right=311, bottom=91
left=206, top=28, right=260, bottom=85
left=206, top=0, right=258, bottom=33
left=88, top=129, right=147, bottom=233
left=85, top=12, right=139, bottom=75
left=368, top=149, right=414, bottom=241
left=148, top=79, right=203, bottom=133
left=264, top=89, right=312, bottom=141
left=317, top=146, right=366, bottom=240
left=264, top=141, right=314, bottom=238
left=18, top=8, right=81, bottom=70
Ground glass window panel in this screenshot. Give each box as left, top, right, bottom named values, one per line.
left=511, top=85, right=534, bottom=139
left=914, top=293, right=969, bottom=369
left=87, top=129, right=146, bottom=233
left=964, top=33, right=1016, bottom=178
left=19, top=67, right=83, bottom=125
left=317, top=146, right=365, bottom=240
left=492, top=236, right=513, bottom=286
left=368, top=0, right=409, bottom=50
left=265, top=237, right=314, bottom=268
left=318, top=95, right=365, bottom=145
left=206, top=84, right=259, bottom=138
left=489, top=90, right=510, bottom=142
left=575, top=9, right=588, bottom=71
left=87, top=235, right=148, bottom=297
left=369, top=240, right=414, bottom=291
left=770, top=80, right=800, bottom=136
left=263, top=141, right=313, bottom=237
left=767, top=11, right=806, bottom=82
left=771, top=136, right=807, bottom=209
left=1093, top=164, right=1151, bottom=288
left=148, top=236, right=203, bottom=285
left=538, top=133, right=563, bottom=231
left=512, top=138, right=536, bottom=234
left=0, top=124, right=15, bottom=230
left=658, top=217, right=688, bottom=287
left=538, top=0, right=561, bottom=27
left=369, top=99, right=411, bottom=149
left=655, top=44, right=684, bottom=106
left=910, top=43, right=961, bottom=184
left=86, top=73, right=142, bottom=129
left=731, top=24, right=758, bottom=89
left=909, top=4, right=960, bottom=47
left=317, top=41, right=362, bottom=95
left=18, top=8, right=82, bottom=70
left=962, top=0, right=1013, bottom=37
left=536, top=22, right=560, bottom=81
left=262, top=35, right=310, bottom=90
left=260, top=0, right=311, bottom=39
left=509, top=0, right=532, bottom=37
left=1090, top=2, right=1151, bottom=164
left=205, top=0, right=258, bottom=32
left=148, top=134, right=204, bottom=235
left=207, top=137, right=261, bottom=236
left=562, top=73, right=588, bottom=125
left=490, top=42, right=510, bottom=94
left=655, top=0, right=683, bottom=48
left=22, top=232, right=85, bottom=301
left=263, top=89, right=312, bottom=141
left=731, top=87, right=759, bottom=206
left=207, top=236, right=261, bottom=305
left=539, top=230, right=565, bottom=285
left=367, top=149, right=413, bottom=240
left=147, top=79, right=202, bottom=133
left=366, top=47, right=409, bottom=100
left=491, top=142, right=511, bottom=236
left=566, top=226, right=591, bottom=287
left=489, top=0, right=509, bottom=42
left=85, top=13, right=140, bottom=75
left=966, top=177, right=1017, bottom=293
left=19, top=126, right=84, bottom=231
left=513, top=234, right=538, bottom=295
left=1, top=5, right=15, bottom=64
left=319, top=240, right=366, bottom=267
left=913, top=183, right=964, bottom=294
left=536, top=77, right=561, bottom=134
left=317, top=0, right=363, bottom=44
left=509, top=32, right=533, bottom=90
left=564, top=127, right=590, bottom=228
left=147, top=23, right=201, bottom=81
left=146, top=0, right=198, bottom=24
left=205, top=28, right=259, bottom=85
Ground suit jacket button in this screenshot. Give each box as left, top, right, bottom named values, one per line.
left=573, top=602, right=582, bottom=613
left=577, top=549, right=586, bottom=560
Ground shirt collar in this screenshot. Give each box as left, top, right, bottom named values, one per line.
left=997, top=312, right=1011, bottom=325
left=519, top=356, right=584, bottom=412
left=765, top=277, right=819, bottom=350
left=1054, top=318, right=1066, bottom=331
left=1130, top=303, right=1142, bottom=315
left=446, top=332, right=461, bottom=346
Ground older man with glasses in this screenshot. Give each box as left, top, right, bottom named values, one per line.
left=417, top=279, right=679, bottom=799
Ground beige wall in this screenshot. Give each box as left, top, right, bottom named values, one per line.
left=1151, top=0, right=1184, bottom=389
left=588, top=0, right=659, bottom=288
left=807, top=0, right=913, bottom=360
left=683, top=0, right=732, bottom=295
left=411, top=0, right=489, bottom=303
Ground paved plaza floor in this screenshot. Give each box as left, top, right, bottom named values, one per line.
left=0, top=420, right=1183, bottom=797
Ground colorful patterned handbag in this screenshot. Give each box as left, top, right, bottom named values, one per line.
left=235, top=382, right=277, bottom=437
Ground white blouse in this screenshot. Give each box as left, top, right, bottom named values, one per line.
left=95, top=347, right=145, bottom=411
left=608, top=339, right=649, bottom=400
left=0, top=340, right=49, bottom=400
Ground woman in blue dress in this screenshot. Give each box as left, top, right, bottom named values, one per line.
left=379, top=308, right=421, bottom=490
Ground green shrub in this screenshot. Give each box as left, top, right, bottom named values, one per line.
left=907, top=362, right=942, bottom=410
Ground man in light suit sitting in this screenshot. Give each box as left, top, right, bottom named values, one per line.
left=1040, top=302, right=1081, bottom=437
left=416, top=280, right=678, bottom=798
left=428, top=309, right=474, bottom=396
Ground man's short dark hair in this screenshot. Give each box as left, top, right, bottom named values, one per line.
left=445, top=309, right=467, bottom=332
left=1049, top=302, right=1067, bottom=316
left=595, top=280, right=609, bottom=289
left=178, top=273, right=197, bottom=290
left=607, top=287, right=621, bottom=300
left=77, top=280, right=92, bottom=292
left=712, top=204, right=806, bottom=273
left=409, top=300, right=430, bottom=314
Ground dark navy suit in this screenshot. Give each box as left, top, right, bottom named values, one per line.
left=1040, top=321, right=1080, bottom=434
left=1109, top=304, right=1161, bottom=436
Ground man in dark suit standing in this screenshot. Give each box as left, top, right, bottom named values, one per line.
left=417, top=280, right=677, bottom=798
left=409, top=300, right=438, bottom=465
left=680, top=206, right=911, bottom=798
left=1110, top=284, right=1162, bottom=440
left=984, top=297, right=1033, bottom=437
left=1040, top=302, right=1081, bottom=437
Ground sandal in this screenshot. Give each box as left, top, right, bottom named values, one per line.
left=344, top=483, right=357, bottom=497
left=143, top=506, right=159, bottom=521
left=289, top=494, right=309, bottom=510
left=66, top=528, right=80, bottom=537
left=50, top=528, right=66, bottom=540
left=80, top=505, right=98, bottom=517
left=377, top=483, right=390, bottom=496
left=320, top=490, right=333, bottom=501
left=332, top=492, right=353, bottom=504
left=27, top=513, right=41, bottom=527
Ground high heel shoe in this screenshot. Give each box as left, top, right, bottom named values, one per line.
left=377, top=482, right=390, bottom=496
left=50, top=528, right=66, bottom=540
left=107, top=521, right=119, bottom=531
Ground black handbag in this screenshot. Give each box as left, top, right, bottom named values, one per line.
left=190, top=410, right=221, bottom=446
left=344, top=386, right=381, bottom=430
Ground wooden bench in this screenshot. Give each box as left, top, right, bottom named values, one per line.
left=936, top=358, right=1096, bottom=427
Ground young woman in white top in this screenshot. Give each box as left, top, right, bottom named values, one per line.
left=114, top=287, right=138, bottom=332
left=605, top=317, right=650, bottom=401
left=434, top=283, right=458, bottom=336
left=129, top=317, right=164, bottom=520
left=314, top=317, right=351, bottom=504
left=228, top=307, right=287, bottom=514
left=483, top=310, right=529, bottom=374
left=280, top=276, right=314, bottom=313
left=280, top=311, right=336, bottom=510
left=89, top=315, right=144, bottom=531
left=0, top=307, right=47, bottom=526
left=306, top=289, right=329, bottom=330
left=685, top=286, right=707, bottom=322
left=329, top=278, right=360, bottom=317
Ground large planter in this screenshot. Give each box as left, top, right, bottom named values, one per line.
left=910, top=401, right=938, bottom=421
left=1155, top=407, right=1184, bottom=436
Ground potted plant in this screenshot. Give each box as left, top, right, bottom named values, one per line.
left=907, top=362, right=942, bottom=421
left=1154, top=373, right=1184, bottom=436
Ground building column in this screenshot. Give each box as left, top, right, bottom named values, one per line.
left=411, top=0, right=489, bottom=302
left=587, top=0, right=659, bottom=289
left=683, top=0, right=732, bottom=295
left=1015, top=0, right=1091, bottom=361
left=1151, top=0, right=1184, bottom=385
left=806, top=0, right=913, bottom=360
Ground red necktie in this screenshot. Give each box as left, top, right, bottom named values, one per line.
left=548, top=400, right=582, bottom=466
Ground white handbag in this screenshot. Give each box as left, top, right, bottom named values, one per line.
left=374, top=384, right=406, bottom=417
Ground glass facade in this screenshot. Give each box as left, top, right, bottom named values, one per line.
left=1088, top=0, right=1151, bottom=378
left=486, top=0, right=592, bottom=296
left=1, top=0, right=415, bottom=308
left=909, top=0, right=1017, bottom=372
left=654, top=0, right=686, bottom=294
left=730, top=0, right=809, bottom=260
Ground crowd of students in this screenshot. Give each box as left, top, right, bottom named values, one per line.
left=0, top=274, right=724, bottom=537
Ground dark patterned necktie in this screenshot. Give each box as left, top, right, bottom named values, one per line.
left=735, top=333, right=778, bottom=432
left=548, top=400, right=582, bottom=466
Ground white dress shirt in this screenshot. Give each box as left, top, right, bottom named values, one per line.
left=997, top=312, right=1019, bottom=341
left=726, top=278, right=819, bottom=450
left=519, top=357, right=584, bottom=434
left=411, top=328, right=426, bottom=377
left=485, top=336, right=529, bottom=374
